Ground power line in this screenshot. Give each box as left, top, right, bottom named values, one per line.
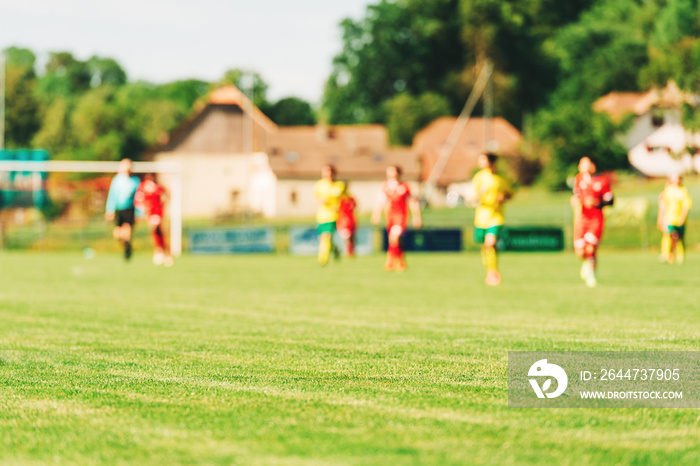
left=423, top=60, right=493, bottom=203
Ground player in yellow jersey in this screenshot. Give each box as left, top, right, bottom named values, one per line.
left=314, top=164, right=346, bottom=266
left=657, top=173, right=692, bottom=264
left=472, top=153, right=513, bottom=286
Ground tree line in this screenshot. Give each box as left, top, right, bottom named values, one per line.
left=4, top=0, right=700, bottom=188
left=1, top=48, right=316, bottom=164
left=322, top=0, right=700, bottom=187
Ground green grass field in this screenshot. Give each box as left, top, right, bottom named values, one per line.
left=2, top=250, right=700, bottom=464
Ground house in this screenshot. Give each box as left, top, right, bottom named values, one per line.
left=150, top=85, right=419, bottom=219
left=413, top=116, right=523, bottom=203
left=264, top=125, right=419, bottom=218
left=594, top=82, right=700, bottom=176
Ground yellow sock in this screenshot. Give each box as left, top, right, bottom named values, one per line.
left=482, top=246, right=498, bottom=272
left=661, top=233, right=672, bottom=260
left=676, top=239, right=685, bottom=263
left=318, top=234, right=331, bottom=265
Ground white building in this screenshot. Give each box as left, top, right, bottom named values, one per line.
left=594, top=82, right=700, bottom=176
left=150, top=86, right=419, bottom=219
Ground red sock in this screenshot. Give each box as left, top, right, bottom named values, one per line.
left=152, top=226, right=165, bottom=249
left=388, top=242, right=400, bottom=258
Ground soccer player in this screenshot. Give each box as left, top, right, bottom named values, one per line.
left=571, top=156, right=614, bottom=287
left=314, top=164, right=345, bottom=266
left=657, top=173, right=692, bottom=264
left=336, top=183, right=357, bottom=258
left=472, top=153, right=513, bottom=286
left=371, top=165, right=422, bottom=272
left=135, top=173, right=173, bottom=266
left=105, top=158, right=141, bottom=260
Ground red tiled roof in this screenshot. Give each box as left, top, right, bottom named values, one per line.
left=267, top=125, right=419, bottom=180
left=208, top=86, right=278, bottom=134
left=592, top=92, right=656, bottom=120
left=413, top=116, right=522, bottom=185
left=593, top=82, right=695, bottom=121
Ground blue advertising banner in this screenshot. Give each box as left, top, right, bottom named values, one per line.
left=381, top=228, right=463, bottom=252
left=187, top=227, right=275, bottom=254
left=289, top=226, right=374, bottom=256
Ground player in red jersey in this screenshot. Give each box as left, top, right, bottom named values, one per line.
left=135, top=173, right=173, bottom=266
left=336, top=183, right=357, bottom=257
left=571, top=157, right=614, bottom=287
left=371, top=165, right=422, bottom=272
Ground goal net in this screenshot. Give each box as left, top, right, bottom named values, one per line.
left=0, top=156, right=183, bottom=256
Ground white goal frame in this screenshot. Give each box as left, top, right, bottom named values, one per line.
left=0, top=160, right=183, bottom=256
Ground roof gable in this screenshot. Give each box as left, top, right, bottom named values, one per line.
left=150, top=85, right=278, bottom=154
left=413, top=116, right=523, bottom=185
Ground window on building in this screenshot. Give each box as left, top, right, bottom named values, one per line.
left=290, top=190, right=298, bottom=205
left=231, top=190, right=240, bottom=203
left=651, top=109, right=665, bottom=127
left=285, top=151, right=300, bottom=163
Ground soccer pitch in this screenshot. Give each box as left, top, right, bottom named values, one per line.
left=2, top=251, right=699, bottom=464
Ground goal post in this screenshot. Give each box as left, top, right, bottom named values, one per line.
left=0, top=160, right=183, bottom=256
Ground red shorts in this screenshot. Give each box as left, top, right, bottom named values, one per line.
left=387, top=214, right=407, bottom=237
left=574, top=214, right=603, bottom=249
left=337, top=226, right=355, bottom=239
left=147, top=206, right=164, bottom=217
left=336, top=218, right=355, bottom=233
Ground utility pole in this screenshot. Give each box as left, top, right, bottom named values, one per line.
left=241, top=69, right=255, bottom=221
left=423, top=60, right=493, bottom=204
left=243, top=69, right=254, bottom=156
left=484, top=66, right=494, bottom=152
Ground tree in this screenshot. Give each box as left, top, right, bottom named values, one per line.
left=2, top=47, right=41, bottom=148
left=322, top=0, right=596, bottom=140
left=37, top=52, right=92, bottom=99
left=86, top=56, right=127, bottom=87
left=69, top=86, right=122, bottom=160
left=641, top=37, right=700, bottom=90
left=651, top=0, right=700, bottom=49
left=384, top=92, right=450, bottom=145
left=460, top=0, right=597, bottom=122
left=3, top=46, right=36, bottom=69
left=158, top=79, right=209, bottom=114
left=323, top=0, right=466, bottom=125
left=32, top=98, right=73, bottom=157
left=116, top=83, right=183, bottom=151
left=543, top=2, right=651, bottom=102
left=525, top=0, right=665, bottom=187
left=532, top=101, right=628, bottom=189
left=263, top=97, right=316, bottom=126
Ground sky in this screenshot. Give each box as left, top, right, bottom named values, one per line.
left=0, top=0, right=374, bottom=104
